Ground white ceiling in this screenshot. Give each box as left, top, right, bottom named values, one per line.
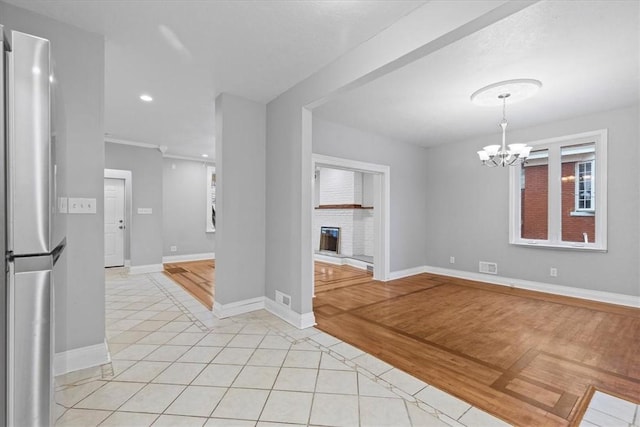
left=5, top=0, right=425, bottom=158
left=315, top=0, right=640, bottom=147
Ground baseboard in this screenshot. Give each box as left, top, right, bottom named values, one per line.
left=162, top=252, right=215, bottom=263
left=213, top=296, right=265, bottom=318
left=54, top=339, right=110, bottom=376
left=344, top=258, right=370, bottom=271
left=264, top=298, right=316, bottom=329
left=423, top=265, right=640, bottom=308
left=211, top=295, right=316, bottom=329
left=314, top=254, right=370, bottom=271
left=388, top=265, right=427, bottom=280
left=124, top=259, right=131, bottom=267
left=314, top=254, right=344, bottom=265
left=129, top=264, right=164, bottom=274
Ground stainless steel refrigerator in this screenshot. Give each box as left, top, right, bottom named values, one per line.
left=1, top=25, right=67, bottom=426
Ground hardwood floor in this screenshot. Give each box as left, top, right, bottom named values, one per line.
left=163, top=259, right=215, bottom=309
left=313, top=263, right=640, bottom=427
left=314, top=261, right=373, bottom=293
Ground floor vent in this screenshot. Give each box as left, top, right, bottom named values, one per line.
left=479, top=261, right=498, bottom=275
left=366, top=265, right=374, bottom=273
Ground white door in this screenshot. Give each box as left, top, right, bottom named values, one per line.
left=104, top=178, right=125, bottom=267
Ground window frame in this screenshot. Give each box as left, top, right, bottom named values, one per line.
left=575, top=160, right=595, bottom=213
left=509, top=129, right=607, bottom=251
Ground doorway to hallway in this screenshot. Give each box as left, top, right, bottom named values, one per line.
left=104, top=177, right=125, bottom=267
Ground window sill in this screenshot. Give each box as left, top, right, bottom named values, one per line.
left=511, top=240, right=607, bottom=252
left=570, top=211, right=595, bottom=217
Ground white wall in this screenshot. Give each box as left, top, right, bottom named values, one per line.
left=318, top=168, right=362, bottom=205
left=0, top=2, right=106, bottom=354
left=163, top=158, right=215, bottom=257
left=314, top=167, right=374, bottom=257
left=362, top=173, right=374, bottom=207
left=105, top=143, right=163, bottom=267
left=424, top=105, right=640, bottom=297
left=314, top=209, right=374, bottom=257
left=215, top=93, right=266, bottom=305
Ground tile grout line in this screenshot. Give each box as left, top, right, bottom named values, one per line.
left=61, top=270, right=496, bottom=427
left=280, top=332, right=459, bottom=426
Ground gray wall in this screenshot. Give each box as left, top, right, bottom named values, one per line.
left=424, top=105, right=640, bottom=297
left=215, top=93, right=266, bottom=304
left=105, top=143, right=163, bottom=267
left=0, top=2, right=106, bottom=353
left=163, top=158, right=215, bottom=257
left=265, top=2, right=514, bottom=316
left=313, top=117, right=429, bottom=272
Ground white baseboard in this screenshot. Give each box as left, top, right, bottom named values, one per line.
left=344, top=258, right=370, bottom=271
left=124, top=259, right=131, bottom=267
left=388, top=265, right=427, bottom=280
left=314, top=254, right=343, bottom=265
left=314, top=254, right=371, bottom=271
left=212, top=295, right=316, bottom=329
left=129, top=264, right=164, bottom=274
left=264, top=298, right=316, bottom=329
left=423, top=265, right=640, bottom=308
left=54, top=339, right=110, bottom=376
left=213, top=296, right=265, bottom=319
left=163, top=252, right=215, bottom=263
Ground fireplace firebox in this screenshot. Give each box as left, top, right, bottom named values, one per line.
left=319, top=226, right=340, bottom=254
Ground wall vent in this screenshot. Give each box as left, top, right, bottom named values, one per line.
left=479, top=261, right=498, bottom=275
left=275, top=290, right=291, bottom=308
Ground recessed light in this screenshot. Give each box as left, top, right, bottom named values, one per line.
left=201, top=154, right=209, bottom=158
left=140, top=94, right=153, bottom=102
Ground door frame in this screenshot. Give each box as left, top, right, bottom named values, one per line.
left=311, top=154, right=390, bottom=282
left=104, top=169, right=132, bottom=266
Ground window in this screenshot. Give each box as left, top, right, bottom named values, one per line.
left=510, top=129, right=607, bottom=251
left=575, top=160, right=594, bottom=212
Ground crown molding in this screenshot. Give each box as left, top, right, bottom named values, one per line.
left=104, top=136, right=159, bottom=150
left=105, top=137, right=215, bottom=163
left=164, top=154, right=216, bottom=164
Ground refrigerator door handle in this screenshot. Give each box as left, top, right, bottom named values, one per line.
left=6, top=262, right=15, bottom=427
left=5, top=47, right=14, bottom=252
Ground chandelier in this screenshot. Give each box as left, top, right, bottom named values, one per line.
left=471, top=79, right=542, bottom=167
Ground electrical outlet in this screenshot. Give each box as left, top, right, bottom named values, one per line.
left=449, top=256, right=455, bottom=264
left=170, top=246, right=177, bottom=252
left=550, top=267, right=558, bottom=277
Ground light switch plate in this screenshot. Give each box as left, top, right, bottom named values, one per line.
left=68, top=197, right=96, bottom=214
left=83, top=198, right=97, bottom=214
left=137, top=208, right=153, bottom=215
left=58, top=197, right=68, bottom=213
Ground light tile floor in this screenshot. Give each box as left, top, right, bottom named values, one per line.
left=55, top=269, right=518, bottom=426
left=579, top=391, right=640, bottom=427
